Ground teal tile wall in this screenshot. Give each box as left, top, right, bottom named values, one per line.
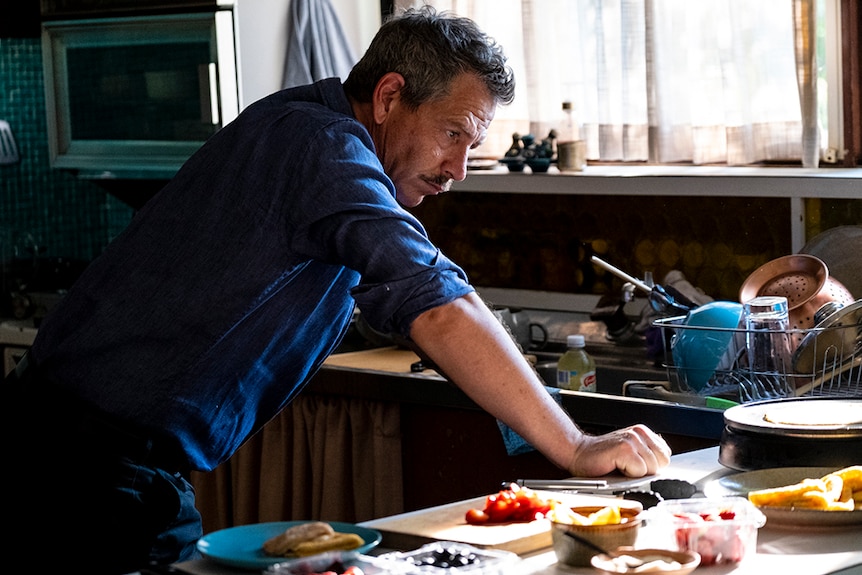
left=0, top=37, right=134, bottom=265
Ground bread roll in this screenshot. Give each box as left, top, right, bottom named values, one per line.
left=262, top=521, right=335, bottom=556
left=292, top=532, right=365, bottom=557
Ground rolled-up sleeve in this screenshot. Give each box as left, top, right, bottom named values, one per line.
left=286, top=115, right=474, bottom=338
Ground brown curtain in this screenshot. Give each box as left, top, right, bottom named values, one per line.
left=191, top=394, right=404, bottom=534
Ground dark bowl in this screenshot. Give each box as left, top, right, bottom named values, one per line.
left=499, top=157, right=526, bottom=172
left=525, top=157, right=551, bottom=173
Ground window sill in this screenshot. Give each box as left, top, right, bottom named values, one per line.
left=455, top=164, right=861, bottom=199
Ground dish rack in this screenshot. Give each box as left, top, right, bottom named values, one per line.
left=653, top=316, right=861, bottom=403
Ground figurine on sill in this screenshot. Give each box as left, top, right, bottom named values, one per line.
left=500, top=131, right=554, bottom=173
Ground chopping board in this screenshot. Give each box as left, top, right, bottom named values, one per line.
left=362, top=491, right=640, bottom=556
left=324, top=347, right=431, bottom=374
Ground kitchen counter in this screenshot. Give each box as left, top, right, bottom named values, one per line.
left=175, top=446, right=862, bottom=575
left=313, top=347, right=726, bottom=448
left=189, top=345, right=726, bottom=534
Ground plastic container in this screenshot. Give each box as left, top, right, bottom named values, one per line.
left=266, top=551, right=411, bottom=575
left=557, top=334, right=597, bottom=391
left=647, top=496, right=766, bottom=566
left=377, top=541, right=519, bottom=575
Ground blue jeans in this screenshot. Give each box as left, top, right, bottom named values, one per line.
left=5, top=371, right=203, bottom=574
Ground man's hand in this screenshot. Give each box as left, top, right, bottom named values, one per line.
left=567, top=424, right=671, bottom=478
left=409, top=293, right=672, bottom=480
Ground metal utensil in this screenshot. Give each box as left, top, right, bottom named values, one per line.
left=591, top=256, right=695, bottom=316
left=0, top=120, right=20, bottom=165
left=563, top=530, right=646, bottom=568
left=512, top=479, right=610, bottom=491
left=512, top=475, right=653, bottom=493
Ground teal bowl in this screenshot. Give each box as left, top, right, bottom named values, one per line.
left=525, top=157, right=551, bottom=173
left=672, top=301, right=743, bottom=392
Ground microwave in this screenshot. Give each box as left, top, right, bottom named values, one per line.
left=41, top=8, right=239, bottom=179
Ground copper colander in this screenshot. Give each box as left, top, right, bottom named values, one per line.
left=739, top=254, right=855, bottom=348
left=739, top=255, right=827, bottom=313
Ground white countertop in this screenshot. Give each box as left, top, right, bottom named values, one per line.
left=176, top=446, right=862, bottom=575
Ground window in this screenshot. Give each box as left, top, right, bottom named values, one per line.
left=396, top=0, right=857, bottom=167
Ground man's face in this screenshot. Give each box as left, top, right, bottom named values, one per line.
left=375, top=73, right=497, bottom=208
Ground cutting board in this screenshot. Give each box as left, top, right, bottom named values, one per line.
left=324, top=347, right=430, bottom=374
left=362, top=491, right=640, bottom=555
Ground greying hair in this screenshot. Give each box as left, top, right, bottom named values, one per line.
left=344, top=5, right=515, bottom=110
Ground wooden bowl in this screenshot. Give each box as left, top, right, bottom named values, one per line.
left=551, top=506, right=642, bottom=567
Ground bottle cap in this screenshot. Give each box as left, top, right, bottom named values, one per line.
left=567, top=334, right=585, bottom=348
left=562, top=101, right=573, bottom=110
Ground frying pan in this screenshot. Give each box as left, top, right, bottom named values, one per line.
left=718, top=397, right=862, bottom=471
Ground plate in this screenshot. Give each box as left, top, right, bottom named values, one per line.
left=591, top=548, right=700, bottom=575
left=800, top=226, right=862, bottom=297
left=790, top=299, right=861, bottom=374
left=196, top=521, right=382, bottom=569
left=467, top=158, right=501, bottom=170
left=723, top=397, right=862, bottom=438
left=703, top=467, right=862, bottom=527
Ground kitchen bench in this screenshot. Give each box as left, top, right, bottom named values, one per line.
left=176, top=446, right=862, bottom=575
left=190, top=347, right=725, bottom=534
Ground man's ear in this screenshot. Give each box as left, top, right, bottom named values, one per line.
left=372, top=72, right=406, bottom=124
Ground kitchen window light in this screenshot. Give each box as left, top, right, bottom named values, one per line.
left=396, top=0, right=853, bottom=168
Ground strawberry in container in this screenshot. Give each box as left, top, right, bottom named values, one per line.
left=649, top=497, right=766, bottom=566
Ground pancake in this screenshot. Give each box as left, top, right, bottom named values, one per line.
left=763, top=403, right=862, bottom=426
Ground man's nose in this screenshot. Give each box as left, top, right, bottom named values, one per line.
left=446, top=151, right=469, bottom=182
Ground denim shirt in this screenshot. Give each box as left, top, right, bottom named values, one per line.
left=31, top=78, right=473, bottom=471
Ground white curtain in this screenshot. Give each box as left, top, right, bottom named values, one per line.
left=397, top=0, right=812, bottom=166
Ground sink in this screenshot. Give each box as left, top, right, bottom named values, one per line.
left=529, top=344, right=667, bottom=395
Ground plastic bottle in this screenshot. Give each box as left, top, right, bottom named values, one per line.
left=556, top=334, right=597, bottom=391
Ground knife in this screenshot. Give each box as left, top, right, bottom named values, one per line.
left=510, top=475, right=656, bottom=493
left=509, top=479, right=610, bottom=491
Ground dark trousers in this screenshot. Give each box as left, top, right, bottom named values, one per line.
left=3, top=358, right=203, bottom=574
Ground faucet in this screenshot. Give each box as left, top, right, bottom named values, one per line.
left=590, top=293, right=638, bottom=344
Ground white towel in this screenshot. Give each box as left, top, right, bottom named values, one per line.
left=282, top=0, right=358, bottom=89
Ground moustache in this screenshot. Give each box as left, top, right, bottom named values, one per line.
left=426, top=175, right=454, bottom=191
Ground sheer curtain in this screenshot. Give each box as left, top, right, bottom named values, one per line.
left=397, top=0, right=814, bottom=166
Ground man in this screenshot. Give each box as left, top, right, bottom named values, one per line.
left=4, top=6, right=669, bottom=573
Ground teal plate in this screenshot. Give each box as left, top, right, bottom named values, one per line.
left=196, top=521, right=382, bottom=570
